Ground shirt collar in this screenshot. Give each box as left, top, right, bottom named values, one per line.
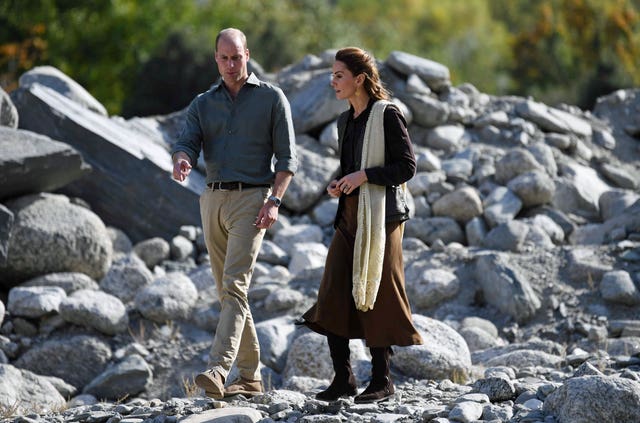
left=211, top=72, right=260, bottom=92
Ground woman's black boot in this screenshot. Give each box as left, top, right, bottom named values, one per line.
left=316, top=333, right=358, bottom=401
left=354, top=346, right=395, bottom=403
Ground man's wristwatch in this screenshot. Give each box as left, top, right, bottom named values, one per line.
left=268, top=194, right=282, bottom=207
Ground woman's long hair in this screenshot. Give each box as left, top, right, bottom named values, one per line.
left=335, top=47, right=390, bottom=101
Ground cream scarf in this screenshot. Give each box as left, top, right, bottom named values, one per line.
left=352, top=100, right=392, bottom=311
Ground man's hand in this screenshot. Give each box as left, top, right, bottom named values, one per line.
left=255, top=202, right=278, bottom=229
left=172, top=157, right=192, bottom=182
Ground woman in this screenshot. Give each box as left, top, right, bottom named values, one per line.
left=300, top=47, right=423, bottom=404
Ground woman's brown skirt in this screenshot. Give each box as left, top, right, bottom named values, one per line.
left=301, top=195, right=423, bottom=347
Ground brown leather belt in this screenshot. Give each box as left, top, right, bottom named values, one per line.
left=207, top=181, right=271, bottom=191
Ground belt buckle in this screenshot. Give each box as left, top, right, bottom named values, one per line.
left=211, top=182, right=228, bottom=191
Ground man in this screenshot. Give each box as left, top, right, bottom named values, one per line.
left=171, top=28, right=297, bottom=399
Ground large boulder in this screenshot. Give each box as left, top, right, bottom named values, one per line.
left=11, top=83, right=204, bottom=242
left=392, top=314, right=472, bottom=381
left=18, top=65, right=108, bottom=116
left=14, top=335, right=112, bottom=389
left=0, top=127, right=90, bottom=201
left=0, top=364, right=66, bottom=415
left=544, top=375, right=640, bottom=423
left=0, top=193, right=112, bottom=287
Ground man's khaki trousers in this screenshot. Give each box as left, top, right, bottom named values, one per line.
left=200, top=186, right=269, bottom=381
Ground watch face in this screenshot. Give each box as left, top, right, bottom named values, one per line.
left=269, top=195, right=281, bottom=206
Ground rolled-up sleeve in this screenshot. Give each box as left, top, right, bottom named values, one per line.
left=171, top=99, right=202, bottom=166
left=272, top=88, right=297, bottom=174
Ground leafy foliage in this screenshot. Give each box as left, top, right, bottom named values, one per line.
left=1, top=0, right=638, bottom=115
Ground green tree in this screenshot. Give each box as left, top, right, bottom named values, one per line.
left=501, top=0, right=640, bottom=108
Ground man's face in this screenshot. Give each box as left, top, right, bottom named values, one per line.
left=215, top=36, right=249, bottom=84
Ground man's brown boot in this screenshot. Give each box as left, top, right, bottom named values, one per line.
left=195, top=368, right=225, bottom=399
left=224, top=377, right=264, bottom=397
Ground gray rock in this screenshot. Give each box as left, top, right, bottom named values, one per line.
left=473, top=376, right=517, bottom=401
left=507, top=170, right=555, bottom=208
left=310, top=198, right=338, bottom=227
left=485, top=349, right=563, bottom=369
left=402, top=94, right=450, bottom=128
left=7, top=286, right=66, bottom=318
left=544, top=375, right=640, bottom=423
left=0, top=364, right=66, bottom=415
left=393, top=314, right=471, bottom=381
left=107, top=226, right=133, bottom=256
left=0, top=193, right=112, bottom=286
left=599, top=189, right=639, bottom=221
left=22, top=272, right=99, bottom=294
left=527, top=142, right=557, bottom=178
left=287, top=242, right=327, bottom=277
left=170, top=234, right=195, bottom=261
left=432, top=186, right=482, bottom=223
left=426, top=125, right=467, bottom=153
left=14, top=334, right=112, bottom=388
left=0, top=127, right=90, bottom=201
left=386, top=51, right=451, bottom=91
left=133, top=237, right=171, bottom=269
left=11, top=83, right=204, bottom=242
left=0, top=204, right=14, bottom=266
left=465, top=216, right=488, bottom=247
left=406, top=268, right=460, bottom=309
left=600, top=162, right=639, bottom=189
left=552, top=161, right=612, bottom=220
left=515, top=100, right=592, bottom=137
left=284, top=135, right=340, bottom=213
left=460, top=326, right=503, bottom=352
left=83, top=354, right=153, bottom=400
left=0, top=87, right=18, bottom=128
left=100, top=253, right=154, bottom=303
left=404, top=216, right=465, bottom=246
left=475, top=253, right=541, bottom=323
left=180, top=407, right=264, bottom=423
left=494, top=148, right=544, bottom=185
left=600, top=270, right=640, bottom=306
left=256, top=316, right=300, bottom=373
left=483, top=221, right=530, bottom=252
left=18, top=65, right=108, bottom=115
left=565, top=247, right=613, bottom=283
left=59, top=289, right=129, bottom=335
left=448, top=400, right=484, bottom=422
left=134, top=272, right=198, bottom=322
left=272, top=223, right=324, bottom=254
left=285, top=68, right=346, bottom=134
left=263, top=287, right=306, bottom=313
left=483, top=186, right=523, bottom=228
left=259, top=239, right=290, bottom=266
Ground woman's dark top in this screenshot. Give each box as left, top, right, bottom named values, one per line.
left=335, top=99, right=416, bottom=225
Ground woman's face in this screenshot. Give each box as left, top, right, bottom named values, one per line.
left=331, top=60, right=360, bottom=100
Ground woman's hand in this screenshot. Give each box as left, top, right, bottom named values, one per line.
left=327, top=179, right=342, bottom=198
left=333, top=170, right=368, bottom=196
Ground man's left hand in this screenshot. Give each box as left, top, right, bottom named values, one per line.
left=255, top=203, right=278, bottom=229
